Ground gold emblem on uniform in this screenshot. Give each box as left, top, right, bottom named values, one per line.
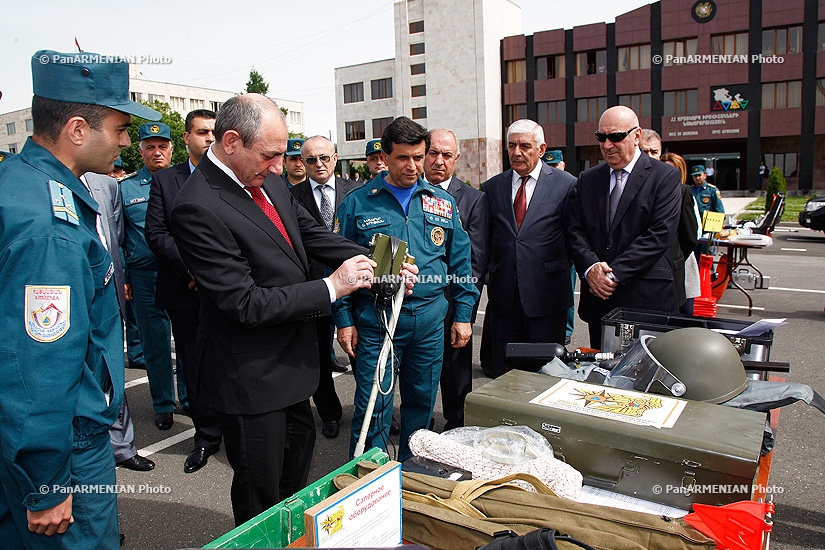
left=703, top=197, right=710, bottom=203
left=293, top=141, right=301, bottom=150
left=149, top=124, right=160, bottom=134
left=430, top=226, right=445, bottom=246
left=0, top=153, right=5, bottom=162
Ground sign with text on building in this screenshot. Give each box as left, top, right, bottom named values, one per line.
left=711, top=86, right=749, bottom=111
left=304, top=461, right=402, bottom=547
left=661, top=110, right=748, bottom=141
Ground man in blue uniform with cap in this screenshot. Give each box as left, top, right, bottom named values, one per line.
left=691, top=165, right=725, bottom=221
left=365, top=138, right=387, bottom=177
left=334, top=117, right=478, bottom=461
left=120, top=122, right=178, bottom=430
left=282, top=138, right=307, bottom=186
left=0, top=49, right=159, bottom=549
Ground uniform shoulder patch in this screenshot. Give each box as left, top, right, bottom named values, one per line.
left=49, top=180, right=80, bottom=225
left=25, top=286, right=70, bottom=342
left=422, top=194, right=452, bottom=219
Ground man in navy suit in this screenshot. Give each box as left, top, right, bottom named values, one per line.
left=567, top=106, right=681, bottom=348
left=483, top=119, right=576, bottom=378
left=424, top=128, right=487, bottom=428
left=145, top=109, right=223, bottom=474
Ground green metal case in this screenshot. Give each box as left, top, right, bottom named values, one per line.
left=465, top=370, right=766, bottom=509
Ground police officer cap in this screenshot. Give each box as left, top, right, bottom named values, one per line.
left=691, top=165, right=706, bottom=176
left=543, top=150, right=564, bottom=165
left=285, top=138, right=304, bottom=157
left=365, top=139, right=382, bottom=156
left=139, top=122, right=172, bottom=141
left=113, top=155, right=124, bottom=168
left=31, top=50, right=160, bottom=121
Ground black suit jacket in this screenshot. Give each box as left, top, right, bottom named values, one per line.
left=170, top=155, right=366, bottom=415
left=669, top=185, right=699, bottom=305
left=145, top=161, right=198, bottom=311
left=289, top=176, right=361, bottom=280
left=443, top=175, right=488, bottom=297
left=567, top=153, right=681, bottom=324
left=484, top=164, right=576, bottom=317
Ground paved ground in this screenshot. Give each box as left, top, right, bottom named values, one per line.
left=116, top=218, right=825, bottom=550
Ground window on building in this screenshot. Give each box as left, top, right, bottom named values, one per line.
left=412, top=107, right=427, bottom=120
left=711, top=32, right=748, bottom=56
left=8, top=143, right=17, bottom=154
left=762, top=81, right=802, bottom=109
left=819, top=23, right=825, bottom=50
left=290, top=111, right=302, bottom=124
left=410, top=42, right=425, bottom=56
left=619, top=93, right=651, bottom=118
left=371, top=78, right=393, bottom=100
left=505, top=60, right=527, bottom=83
left=409, top=20, right=424, bottom=34
left=372, top=117, right=393, bottom=138
left=211, top=101, right=223, bottom=112
left=345, top=120, right=366, bottom=141
left=410, top=63, right=426, bottom=76
left=25, top=119, right=34, bottom=132
left=663, top=89, right=698, bottom=116
left=147, top=94, right=165, bottom=103
left=763, top=26, right=802, bottom=55
left=536, top=101, right=566, bottom=125
left=411, top=84, right=427, bottom=97
left=190, top=99, right=205, bottom=110
left=506, top=104, right=527, bottom=126
left=816, top=79, right=825, bottom=106
left=130, top=92, right=142, bottom=102
left=576, top=97, right=607, bottom=122
left=662, top=38, right=699, bottom=66
left=618, top=44, right=651, bottom=72
left=536, top=55, right=565, bottom=80
left=170, top=96, right=187, bottom=111
left=344, top=82, right=364, bottom=103
left=6, top=122, right=15, bottom=135
left=764, top=152, right=798, bottom=178
left=576, top=50, right=607, bottom=76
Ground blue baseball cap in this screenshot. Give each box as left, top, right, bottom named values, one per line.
left=365, top=139, right=382, bottom=156
left=113, top=155, right=123, bottom=168
left=285, top=138, right=304, bottom=157
left=32, top=50, right=160, bottom=121
left=691, top=165, right=706, bottom=176
left=543, top=149, right=564, bottom=165
left=138, top=122, right=171, bottom=141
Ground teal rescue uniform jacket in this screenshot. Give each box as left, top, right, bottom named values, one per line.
left=120, top=165, right=158, bottom=269
left=691, top=182, right=725, bottom=219
left=332, top=172, right=479, bottom=326
left=0, top=137, right=124, bottom=511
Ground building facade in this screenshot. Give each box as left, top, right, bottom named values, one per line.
left=335, top=0, right=522, bottom=184
left=503, top=0, right=825, bottom=191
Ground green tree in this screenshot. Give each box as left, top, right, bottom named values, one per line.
left=245, top=68, right=269, bottom=94
left=120, top=100, right=187, bottom=174
left=764, top=167, right=786, bottom=212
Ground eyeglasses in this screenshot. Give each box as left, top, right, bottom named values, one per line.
left=595, top=126, right=638, bottom=143
left=303, top=155, right=332, bottom=165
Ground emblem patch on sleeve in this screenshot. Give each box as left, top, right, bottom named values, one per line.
left=422, top=195, right=452, bottom=219
left=25, top=286, right=70, bottom=342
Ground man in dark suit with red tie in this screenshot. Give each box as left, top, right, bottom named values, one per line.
left=169, top=94, right=381, bottom=525
left=567, top=106, right=681, bottom=348
left=483, top=119, right=576, bottom=378
left=289, top=135, right=361, bottom=440
left=145, top=109, right=223, bottom=474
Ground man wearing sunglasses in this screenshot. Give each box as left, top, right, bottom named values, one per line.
left=567, top=106, right=682, bottom=349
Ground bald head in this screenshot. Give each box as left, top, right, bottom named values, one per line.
left=597, top=106, right=641, bottom=170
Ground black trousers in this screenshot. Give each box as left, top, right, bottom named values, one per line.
left=312, top=319, right=343, bottom=423
left=217, top=400, right=316, bottom=526
left=490, top=287, right=566, bottom=378
left=439, top=300, right=473, bottom=428
left=167, top=307, right=222, bottom=450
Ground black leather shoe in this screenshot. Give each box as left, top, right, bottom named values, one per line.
left=184, top=446, right=218, bottom=473
left=321, top=420, right=340, bottom=439
left=331, top=359, right=349, bottom=373
left=390, top=417, right=401, bottom=435
left=155, top=412, right=174, bottom=430
left=117, top=454, right=155, bottom=471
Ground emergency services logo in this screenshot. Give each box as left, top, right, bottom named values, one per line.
left=320, top=505, right=344, bottom=537
left=292, top=141, right=302, bottom=151
left=149, top=124, right=161, bottom=134
left=25, top=286, right=70, bottom=342
left=430, top=226, right=445, bottom=246
left=712, top=87, right=748, bottom=111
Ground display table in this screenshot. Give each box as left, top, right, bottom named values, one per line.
left=700, top=236, right=770, bottom=315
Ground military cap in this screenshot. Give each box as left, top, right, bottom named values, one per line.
left=543, top=149, right=564, bottom=165
left=138, top=122, right=172, bottom=141
left=113, top=155, right=124, bottom=168
left=31, top=50, right=160, bottom=121
left=365, top=139, right=382, bottom=156
left=285, top=138, right=304, bottom=157
left=691, top=165, right=706, bottom=176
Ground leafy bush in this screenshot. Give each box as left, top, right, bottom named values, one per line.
left=764, top=167, right=786, bottom=212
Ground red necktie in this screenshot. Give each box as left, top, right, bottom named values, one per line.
left=245, top=186, right=293, bottom=249
left=514, top=175, right=529, bottom=230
